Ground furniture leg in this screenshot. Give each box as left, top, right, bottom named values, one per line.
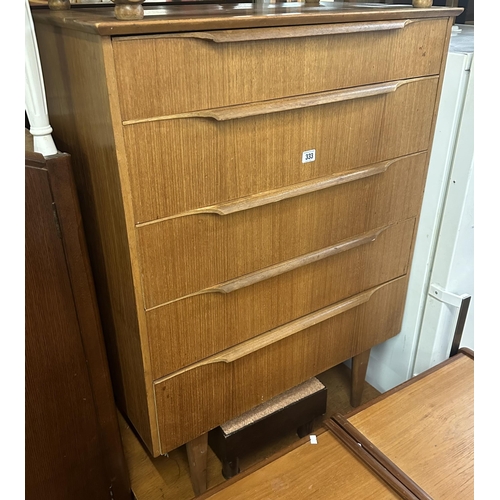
left=351, top=349, right=371, bottom=407
left=186, top=433, right=208, bottom=496
left=222, top=457, right=240, bottom=480
left=297, top=419, right=314, bottom=439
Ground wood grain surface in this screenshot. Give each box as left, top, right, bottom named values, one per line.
left=155, top=283, right=398, bottom=383
left=146, top=219, right=415, bottom=378
left=137, top=152, right=428, bottom=307
left=34, top=23, right=158, bottom=453
left=348, top=354, right=474, bottom=499
left=124, top=76, right=438, bottom=223
left=323, top=418, right=419, bottom=500
left=113, top=15, right=446, bottom=120
left=136, top=160, right=393, bottom=224
left=119, top=364, right=381, bottom=500
left=26, top=163, right=111, bottom=500
left=194, top=354, right=472, bottom=500
left=123, top=78, right=434, bottom=125
left=154, top=276, right=408, bottom=453
left=32, top=4, right=457, bottom=460
left=201, top=430, right=400, bottom=500
left=32, top=3, right=462, bottom=36
left=25, top=153, right=130, bottom=499
left=329, top=413, right=433, bottom=500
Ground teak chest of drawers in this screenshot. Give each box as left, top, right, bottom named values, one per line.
left=33, top=1, right=460, bottom=492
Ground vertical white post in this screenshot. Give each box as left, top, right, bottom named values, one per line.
left=25, top=0, right=58, bottom=156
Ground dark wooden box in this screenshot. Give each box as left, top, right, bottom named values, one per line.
left=208, top=378, right=327, bottom=479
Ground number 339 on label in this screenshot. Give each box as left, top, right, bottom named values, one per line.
left=302, top=149, right=316, bottom=163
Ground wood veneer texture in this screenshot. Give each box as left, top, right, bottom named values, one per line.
left=146, top=218, right=415, bottom=377
left=154, top=276, right=408, bottom=452
left=113, top=18, right=447, bottom=120
left=32, top=3, right=463, bottom=36
left=347, top=354, right=474, bottom=499
left=25, top=151, right=130, bottom=499
left=138, top=152, right=428, bottom=307
left=124, top=78, right=438, bottom=223
left=201, top=431, right=400, bottom=500
left=32, top=4, right=460, bottom=459
left=34, top=23, right=157, bottom=453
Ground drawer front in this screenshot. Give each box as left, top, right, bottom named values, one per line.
left=125, top=76, right=438, bottom=224
left=154, top=275, right=408, bottom=453
left=137, top=152, right=427, bottom=308
left=147, top=218, right=415, bottom=378
left=113, top=18, right=448, bottom=121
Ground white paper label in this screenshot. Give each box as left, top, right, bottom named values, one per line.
left=302, top=149, right=316, bottom=163
left=310, top=435, right=318, bottom=445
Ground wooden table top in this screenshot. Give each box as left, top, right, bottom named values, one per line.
left=347, top=352, right=474, bottom=499
left=200, top=352, right=473, bottom=499
left=201, top=429, right=399, bottom=499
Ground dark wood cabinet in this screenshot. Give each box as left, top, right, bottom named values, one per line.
left=25, top=146, right=130, bottom=500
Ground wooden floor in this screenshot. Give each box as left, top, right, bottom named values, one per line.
left=118, top=364, right=381, bottom=500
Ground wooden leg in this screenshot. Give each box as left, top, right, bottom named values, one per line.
left=222, top=457, right=240, bottom=480
left=351, top=349, right=371, bottom=407
left=297, top=419, right=314, bottom=439
left=186, top=433, right=208, bottom=496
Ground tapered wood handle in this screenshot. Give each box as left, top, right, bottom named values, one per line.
left=190, top=161, right=392, bottom=216
left=210, top=227, right=389, bottom=295
left=148, top=225, right=392, bottom=310
left=155, top=282, right=388, bottom=383
left=125, top=79, right=427, bottom=125
left=167, top=20, right=417, bottom=43
left=137, top=155, right=414, bottom=229
left=211, top=289, right=376, bottom=363
left=180, top=81, right=400, bottom=121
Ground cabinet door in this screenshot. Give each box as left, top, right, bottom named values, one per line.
left=25, top=153, right=129, bottom=500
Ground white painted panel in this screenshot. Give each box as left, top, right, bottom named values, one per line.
left=365, top=27, right=474, bottom=392
left=413, top=58, right=474, bottom=375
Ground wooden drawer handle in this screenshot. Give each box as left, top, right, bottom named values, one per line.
left=147, top=225, right=392, bottom=310
left=162, top=20, right=417, bottom=44
left=137, top=154, right=424, bottom=228
left=209, top=226, right=389, bottom=295
left=124, top=77, right=436, bottom=125
left=187, top=160, right=391, bottom=216
left=155, top=281, right=391, bottom=384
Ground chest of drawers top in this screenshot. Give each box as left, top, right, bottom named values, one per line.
left=32, top=2, right=461, bottom=35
